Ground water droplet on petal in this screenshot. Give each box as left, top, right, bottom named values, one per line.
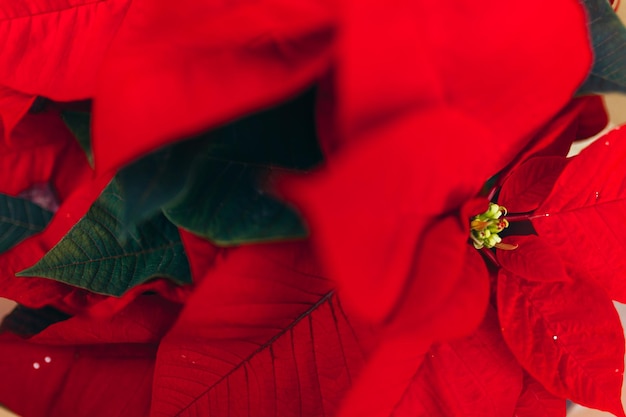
left=181, top=354, right=187, bottom=359
left=545, top=213, right=550, bottom=217
left=606, top=141, right=611, bottom=146
left=44, top=356, right=51, bottom=364
left=616, top=368, right=620, bottom=373
left=553, top=335, right=558, bottom=340
left=32, top=362, right=40, bottom=370
left=595, top=191, right=600, bottom=200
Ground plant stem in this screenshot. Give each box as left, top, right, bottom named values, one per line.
left=505, top=212, right=533, bottom=222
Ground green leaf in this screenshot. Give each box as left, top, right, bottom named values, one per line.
left=116, top=137, right=204, bottom=231
left=163, top=159, right=308, bottom=245
left=17, top=180, right=191, bottom=296
left=61, top=111, right=93, bottom=165
left=0, top=193, right=53, bottom=253
left=578, top=0, right=626, bottom=94
left=117, top=89, right=323, bottom=245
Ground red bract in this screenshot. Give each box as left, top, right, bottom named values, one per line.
left=0, top=111, right=92, bottom=198
left=282, top=0, right=592, bottom=330
left=498, top=270, right=625, bottom=416
left=532, top=126, right=626, bottom=302
left=0, top=86, right=35, bottom=140
left=496, top=235, right=571, bottom=283
left=498, top=156, right=569, bottom=213
left=337, top=244, right=490, bottom=417
left=0, top=292, right=182, bottom=417
left=0, top=336, right=155, bottom=417
left=93, top=0, right=335, bottom=174
left=152, top=242, right=375, bottom=417
left=282, top=114, right=497, bottom=328
left=514, top=373, right=566, bottom=417
left=499, top=96, right=608, bottom=181
left=0, top=0, right=132, bottom=101
left=0, top=273, right=183, bottom=417
left=391, top=310, right=523, bottom=417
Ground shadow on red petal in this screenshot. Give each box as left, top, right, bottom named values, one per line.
left=0, top=86, right=35, bottom=143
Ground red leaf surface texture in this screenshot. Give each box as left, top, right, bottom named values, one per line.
left=283, top=0, right=592, bottom=330
left=513, top=373, right=566, bottom=417
left=0, top=86, right=35, bottom=140
left=498, top=270, right=625, bottom=416
left=152, top=242, right=375, bottom=417
left=498, top=156, right=568, bottom=213
left=0, top=0, right=132, bottom=100
left=533, top=126, right=626, bottom=301
left=391, top=309, right=523, bottom=417
left=0, top=288, right=185, bottom=417
left=497, top=235, right=571, bottom=283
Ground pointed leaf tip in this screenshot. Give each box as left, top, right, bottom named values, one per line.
left=17, top=180, right=191, bottom=296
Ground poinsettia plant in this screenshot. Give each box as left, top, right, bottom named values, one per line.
left=3, top=0, right=626, bottom=416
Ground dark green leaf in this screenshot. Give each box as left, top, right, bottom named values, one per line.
left=163, top=161, right=308, bottom=245
left=117, top=89, right=322, bottom=245
left=17, top=180, right=191, bottom=296
left=61, top=111, right=93, bottom=165
left=578, top=0, right=626, bottom=94
left=0, top=193, right=53, bottom=253
left=0, top=305, right=71, bottom=338
left=116, top=137, right=205, bottom=231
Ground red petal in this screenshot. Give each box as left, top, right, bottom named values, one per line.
left=533, top=126, right=626, bottom=301
left=283, top=0, right=591, bottom=327
left=283, top=112, right=495, bottom=325
left=392, top=309, right=523, bottom=417
left=514, top=373, right=566, bottom=417
left=498, top=270, right=625, bottom=416
left=178, top=229, right=220, bottom=286
left=152, top=242, right=375, bottom=417
left=0, top=0, right=132, bottom=100
left=0, top=85, right=35, bottom=141
left=0, top=265, right=185, bottom=417
left=498, top=156, right=568, bottom=213
left=338, top=246, right=490, bottom=417
left=386, top=243, right=490, bottom=341
left=576, top=96, right=609, bottom=140
left=33, top=294, right=180, bottom=345
left=0, top=263, right=186, bottom=417
left=337, top=0, right=591, bottom=149
left=0, top=111, right=92, bottom=199
left=497, top=235, right=571, bottom=283
left=0, top=335, right=155, bottom=417
left=93, top=0, right=334, bottom=173
left=498, top=97, right=601, bottom=182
